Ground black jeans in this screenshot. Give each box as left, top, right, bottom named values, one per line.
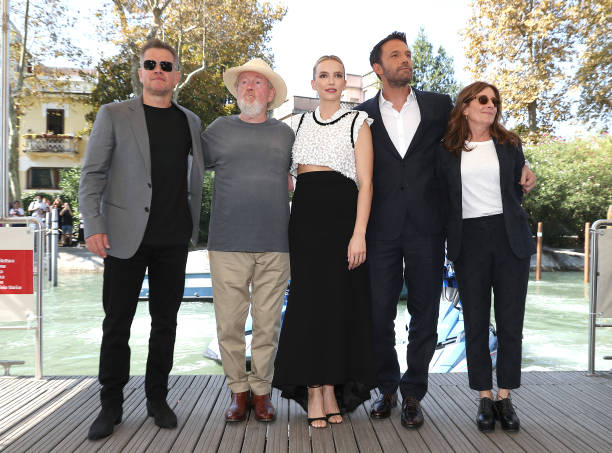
left=99, top=243, right=188, bottom=406
left=454, top=215, right=530, bottom=391
left=368, top=231, right=445, bottom=400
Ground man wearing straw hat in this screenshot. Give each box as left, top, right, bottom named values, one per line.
left=201, top=58, right=294, bottom=422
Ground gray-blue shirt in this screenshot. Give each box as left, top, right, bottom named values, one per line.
left=201, top=115, right=294, bottom=252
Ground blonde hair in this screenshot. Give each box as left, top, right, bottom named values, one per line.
left=312, top=55, right=345, bottom=80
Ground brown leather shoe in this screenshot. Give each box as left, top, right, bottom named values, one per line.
left=252, top=393, right=276, bottom=422
left=225, top=391, right=250, bottom=422
left=370, top=393, right=398, bottom=419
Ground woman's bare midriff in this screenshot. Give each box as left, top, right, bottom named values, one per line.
left=297, top=164, right=334, bottom=174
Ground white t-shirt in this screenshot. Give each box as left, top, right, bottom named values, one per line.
left=461, top=140, right=503, bottom=219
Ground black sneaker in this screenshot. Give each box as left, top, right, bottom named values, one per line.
left=476, top=397, right=495, bottom=432
left=494, top=397, right=520, bottom=431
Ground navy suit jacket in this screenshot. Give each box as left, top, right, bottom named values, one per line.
left=435, top=138, right=536, bottom=261
left=357, top=89, right=453, bottom=240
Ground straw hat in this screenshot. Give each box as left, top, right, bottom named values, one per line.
left=223, top=58, right=287, bottom=110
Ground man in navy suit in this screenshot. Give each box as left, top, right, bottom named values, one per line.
left=357, top=31, right=535, bottom=429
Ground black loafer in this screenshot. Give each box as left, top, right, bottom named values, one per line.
left=476, top=397, right=495, bottom=432
left=88, top=406, right=123, bottom=440
left=494, top=398, right=520, bottom=431
left=147, top=400, right=178, bottom=429
left=400, top=396, right=424, bottom=429
left=370, top=393, right=398, bottom=419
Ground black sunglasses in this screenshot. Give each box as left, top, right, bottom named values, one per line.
left=466, top=94, right=500, bottom=107
left=143, top=60, right=174, bottom=72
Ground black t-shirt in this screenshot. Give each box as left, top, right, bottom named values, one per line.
left=142, top=103, right=192, bottom=245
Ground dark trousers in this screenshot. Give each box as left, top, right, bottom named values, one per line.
left=99, top=243, right=188, bottom=406
left=454, top=215, right=530, bottom=391
left=368, top=231, right=445, bottom=400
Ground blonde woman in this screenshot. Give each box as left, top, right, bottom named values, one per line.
left=273, top=56, right=376, bottom=428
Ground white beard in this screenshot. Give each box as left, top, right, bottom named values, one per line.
left=237, top=97, right=267, bottom=118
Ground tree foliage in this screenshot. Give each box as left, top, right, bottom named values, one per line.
left=88, top=0, right=286, bottom=127
left=8, top=0, right=85, bottom=201
left=574, top=0, right=612, bottom=124
left=411, top=28, right=460, bottom=99
left=522, top=135, right=612, bottom=246
left=463, top=0, right=610, bottom=134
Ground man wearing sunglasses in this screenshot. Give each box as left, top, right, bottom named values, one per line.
left=357, top=31, right=536, bottom=430
left=80, top=38, right=205, bottom=440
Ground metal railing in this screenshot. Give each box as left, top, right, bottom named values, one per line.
left=587, top=219, right=612, bottom=375
left=0, top=217, right=44, bottom=378
left=22, top=135, right=78, bottom=153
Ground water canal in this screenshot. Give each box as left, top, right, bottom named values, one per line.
left=1, top=271, right=611, bottom=376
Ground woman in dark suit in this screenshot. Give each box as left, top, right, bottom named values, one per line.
left=436, top=81, right=535, bottom=432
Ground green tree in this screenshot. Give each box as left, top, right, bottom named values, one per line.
left=574, top=0, right=611, bottom=125
left=87, top=0, right=286, bottom=127
left=58, top=167, right=81, bottom=213
left=462, top=0, right=577, bottom=133
left=8, top=0, right=85, bottom=201
left=522, top=135, right=612, bottom=246
left=411, top=28, right=460, bottom=99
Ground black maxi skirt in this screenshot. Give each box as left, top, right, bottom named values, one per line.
left=272, top=171, right=376, bottom=413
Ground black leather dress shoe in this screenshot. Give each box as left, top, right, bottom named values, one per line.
left=88, top=406, right=123, bottom=440
left=494, top=398, right=520, bottom=431
left=370, top=393, right=398, bottom=419
left=401, top=396, right=424, bottom=429
left=476, top=397, right=495, bottom=431
left=147, top=400, right=178, bottom=429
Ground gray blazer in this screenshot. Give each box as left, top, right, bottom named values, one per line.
left=79, top=96, right=205, bottom=259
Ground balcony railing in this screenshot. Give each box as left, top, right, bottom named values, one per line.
left=23, top=135, right=79, bottom=153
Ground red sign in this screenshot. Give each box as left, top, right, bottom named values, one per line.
left=0, top=250, right=34, bottom=294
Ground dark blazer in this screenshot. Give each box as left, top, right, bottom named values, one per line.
left=436, top=138, right=536, bottom=261
left=357, top=89, right=453, bottom=239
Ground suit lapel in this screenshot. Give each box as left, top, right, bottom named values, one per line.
left=127, top=96, right=151, bottom=177
left=371, top=91, right=403, bottom=160
left=494, top=138, right=508, bottom=191
left=405, top=88, right=425, bottom=158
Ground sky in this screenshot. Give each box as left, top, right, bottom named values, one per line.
left=267, top=0, right=472, bottom=97
left=44, top=0, right=473, bottom=99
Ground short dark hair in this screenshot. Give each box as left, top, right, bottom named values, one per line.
left=140, top=38, right=179, bottom=67
left=369, top=31, right=407, bottom=67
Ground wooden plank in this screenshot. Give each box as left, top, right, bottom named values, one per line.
left=264, top=388, right=289, bottom=453
left=569, top=383, right=612, bottom=407
left=170, top=375, right=223, bottom=453
left=362, top=391, right=407, bottom=453
left=309, top=416, right=335, bottom=453
left=345, top=402, right=383, bottom=453
left=0, top=377, right=82, bottom=436
left=0, top=378, right=98, bottom=453
left=120, top=375, right=196, bottom=453
left=516, top=385, right=611, bottom=452
left=420, top=391, right=477, bottom=453
left=85, top=386, right=149, bottom=453
left=534, top=383, right=612, bottom=426
left=510, top=390, right=599, bottom=453
left=148, top=375, right=210, bottom=453
left=32, top=386, right=123, bottom=452
left=192, top=379, right=238, bottom=452
left=287, top=398, right=310, bottom=453
left=445, top=384, right=539, bottom=452
left=329, top=410, right=359, bottom=453
left=0, top=378, right=54, bottom=418
left=385, top=391, right=430, bottom=453
left=427, top=385, right=502, bottom=453
left=240, top=397, right=269, bottom=453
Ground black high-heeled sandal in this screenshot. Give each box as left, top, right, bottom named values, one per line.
left=307, top=385, right=327, bottom=428
left=326, top=412, right=343, bottom=424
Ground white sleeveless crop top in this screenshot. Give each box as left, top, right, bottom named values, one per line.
left=290, top=107, right=372, bottom=185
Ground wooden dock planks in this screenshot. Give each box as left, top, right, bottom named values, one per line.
left=0, top=371, right=609, bottom=453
